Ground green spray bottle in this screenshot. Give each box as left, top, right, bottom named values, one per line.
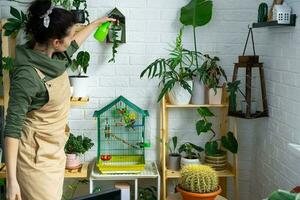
left=94, top=22, right=111, bottom=42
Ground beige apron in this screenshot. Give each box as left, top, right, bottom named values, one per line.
left=17, top=68, right=70, bottom=200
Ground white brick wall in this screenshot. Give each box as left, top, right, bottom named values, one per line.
left=3, top=0, right=291, bottom=199
left=250, top=0, right=300, bottom=199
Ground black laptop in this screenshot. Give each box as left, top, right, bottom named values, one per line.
left=71, top=189, right=121, bottom=200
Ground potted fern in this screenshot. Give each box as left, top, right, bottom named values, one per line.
left=65, top=133, right=94, bottom=169
left=69, top=51, right=90, bottom=97
left=177, top=164, right=222, bottom=200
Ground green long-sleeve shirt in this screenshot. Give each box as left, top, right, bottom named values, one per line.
left=4, top=40, right=79, bottom=139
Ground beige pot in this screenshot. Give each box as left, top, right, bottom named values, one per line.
left=208, top=88, right=222, bottom=105
left=205, top=154, right=227, bottom=171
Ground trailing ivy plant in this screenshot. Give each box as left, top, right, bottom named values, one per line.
left=108, top=23, right=121, bottom=63
left=196, top=107, right=238, bottom=156
left=140, top=26, right=202, bottom=102
left=3, top=6, right=27, bottom=38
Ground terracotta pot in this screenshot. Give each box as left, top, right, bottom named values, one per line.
left=177, top=185, right=222, bottom=200
left=66, top=154, right=81, bottom=169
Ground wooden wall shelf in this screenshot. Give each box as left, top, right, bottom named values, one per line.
left=0, top=163, right=89, bottom=179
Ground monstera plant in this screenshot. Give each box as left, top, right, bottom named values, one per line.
left=180, top=0, right=213, bottom=104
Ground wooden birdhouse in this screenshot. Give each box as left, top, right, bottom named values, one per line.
left=273, top=3, right=291, bottom=24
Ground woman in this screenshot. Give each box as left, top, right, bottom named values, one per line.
left=4, top=1, right=115, bottom=200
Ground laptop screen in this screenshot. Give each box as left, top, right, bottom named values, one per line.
left=71, top=189, right=121, bottom=200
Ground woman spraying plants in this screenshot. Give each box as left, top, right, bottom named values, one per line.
left=3, top=1, right=115, bottom=200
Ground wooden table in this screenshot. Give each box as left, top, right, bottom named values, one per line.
left=0, top=163, right=89, bottom=179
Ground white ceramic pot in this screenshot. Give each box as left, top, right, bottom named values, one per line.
left=191, top=77, right=205, bottom=105
left=208, top=88, right=223, bottom=105
left=180, top=157, right=201, bottom=168
left=168, top=81, right=193, bottom=105
left=69, top=76, right=89, bottom=97
left=241, top=100, right=257, bottom=114
left=66, top=154, right=81, bottom=169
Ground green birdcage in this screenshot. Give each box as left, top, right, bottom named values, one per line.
left=93, top=96, right=149, bottom=173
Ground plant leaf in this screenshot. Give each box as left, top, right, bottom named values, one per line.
left=221, top=131, right=238, bottom=154
left=197, top=107, right=214, bottom=117
left=205, top=141, right=219, bottom=156
left=180, top=0, right=213, bottom=27
left=10, top=6, right=21, bottom=20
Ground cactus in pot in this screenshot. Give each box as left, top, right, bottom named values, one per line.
left=177, top=165, right=221, bottom=200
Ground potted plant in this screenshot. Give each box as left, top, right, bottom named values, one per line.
left=227, top=80, right=257, bottom=114
left=178, top=142, right=203, bottom=168
left=69, top=51, right=90, bottom=97
left=197, top=55, right=227, bottom=105
left=196, top=107, right=238, bottom=171
left=65, top=133, right=94, bottom=169
left=165, top=136, right=181, bottom=171
left=140, top=27, right=201, bottom=104
left=179, top=0, right=213, bottom=105
left=177, top=164, right=222, bottom=200
left=71, top=0, right=90, bottom=24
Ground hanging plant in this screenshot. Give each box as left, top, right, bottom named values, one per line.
left=108, top=23, right=121, bottom=63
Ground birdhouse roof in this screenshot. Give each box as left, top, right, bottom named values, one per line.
left=109, top=7, right=125, bottom=18
left=93, top=96, right=149, bottom=117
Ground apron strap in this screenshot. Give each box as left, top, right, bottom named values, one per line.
left=32, top=67, right=47, bottom=83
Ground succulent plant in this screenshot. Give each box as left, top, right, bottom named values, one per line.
left=180, top=164, right=218, bottom=193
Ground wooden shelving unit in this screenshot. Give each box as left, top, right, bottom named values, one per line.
left=160, top=90, right=238, bottom=200
left=0, top=163, right=89, bottom=179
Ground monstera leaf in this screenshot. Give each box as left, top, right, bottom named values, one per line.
left=180, top=0, right=213, bottom=27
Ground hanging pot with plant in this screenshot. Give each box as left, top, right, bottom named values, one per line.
left=71, top=0, right=89, bottom=24
left=69, top=51, right=90, bottom=97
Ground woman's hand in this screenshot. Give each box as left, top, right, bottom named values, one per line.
left=92, top=16, right=117, bottom=27
left=6, top=178, right=22, bottom=200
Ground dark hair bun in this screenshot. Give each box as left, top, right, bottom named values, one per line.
left=25, top=0, right=76, bottom=44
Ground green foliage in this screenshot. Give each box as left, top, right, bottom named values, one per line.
left=1, top=57, right=15, bottom=71
left=196, top=107, right=238, bottom=156
left=62, top=179, right=88, bottom=200
left=160, top=136, right=179, bottom=155
left=197, top=55, right=227, bottom=93
left=180, top=164, right=218, bottom=193
left=108, top=23, right=121, bottom=63
left=226, top=80, right=247, bottom=112
left=65, top=133, right=94, bottom=154
left=71, top=51, right=90, bottom=76
left=140, top=26, right=202, bottom=102
left=180, top=0, right=213, bottom=27
left=3, top=6, right=28, bottom=38
left=53, top=0, right=72, bottom=10
left=138, top=186, right=157, bottom=200
left=178, top=142, right=204, bottom=159
left=180, top=0, right=213, bottom=69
